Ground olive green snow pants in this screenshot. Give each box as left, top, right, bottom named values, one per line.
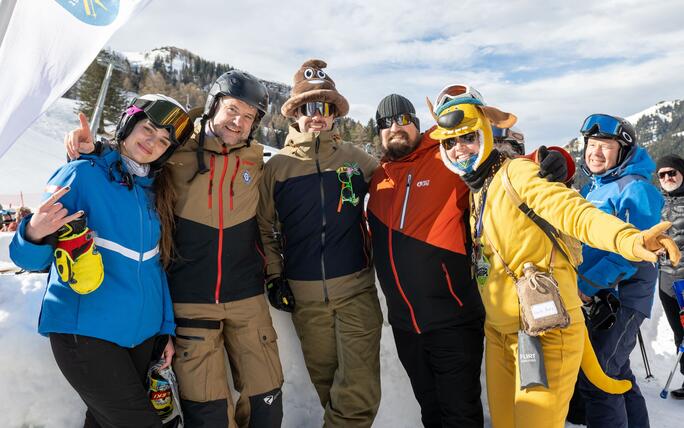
left=292, top=288, right=383, bottom=428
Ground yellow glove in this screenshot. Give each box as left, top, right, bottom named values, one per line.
left=632, top=221, right=681, bottom=265
left=54, top=217, right=104, bottom=294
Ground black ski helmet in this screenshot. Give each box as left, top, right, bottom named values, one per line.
left=580, top=114, right=637, bottom=170
left=204, top=70, right=269, bottom=129
left=115, top=94, right=192, bottom=171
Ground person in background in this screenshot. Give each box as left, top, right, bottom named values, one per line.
left=656, top=154, right=684, bottom=399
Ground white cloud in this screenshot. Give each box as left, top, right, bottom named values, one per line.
left=108, top=0, right=684, bottom=148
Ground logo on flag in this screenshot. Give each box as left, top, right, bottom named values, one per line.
left=55, top=0, right=120, bottom=26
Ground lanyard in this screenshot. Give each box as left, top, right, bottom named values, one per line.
left=475, top=191, right=487, bottom=239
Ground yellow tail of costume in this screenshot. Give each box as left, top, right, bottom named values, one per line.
left=580, top=324, right=631, bottom=394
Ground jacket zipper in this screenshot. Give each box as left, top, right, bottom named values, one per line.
left=399, top=173, right=412, bottom=229
left=134, top=183, right=145, bottom=345
left=441, top=262, right=463, bottom=306
left=214, top=151, right=230, bottom=303
left=229, top=156, right=241, bottom=210
left=315, top=136, right=329, bottom=302
left=389, top=203, right=421, bottom=333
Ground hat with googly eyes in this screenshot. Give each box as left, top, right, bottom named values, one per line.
left=281, top=59, right=349, bottom=118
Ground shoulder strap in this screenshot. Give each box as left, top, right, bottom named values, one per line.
left=500, top=162, right=607, bottom=290
left=481, top=228, right=519, bottom=282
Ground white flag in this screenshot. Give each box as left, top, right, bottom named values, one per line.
left=0, top=0, right=153, bottom=158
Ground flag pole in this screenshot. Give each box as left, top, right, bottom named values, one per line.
left=90, top=62, right=114, bottom=134
left=0, top=0, right=18, bottom=52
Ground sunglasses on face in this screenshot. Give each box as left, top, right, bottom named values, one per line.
left=298, top=102, right=336, bottom=117
left=658, top=169, right=678, bottom=179
left=440, top=132, right=479, bottom=150
left=377, top=113, right=417, bottom=130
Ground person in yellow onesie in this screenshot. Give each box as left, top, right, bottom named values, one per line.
left=428, top=96, right=681, bottom=427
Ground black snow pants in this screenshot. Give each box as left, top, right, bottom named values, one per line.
left=659, top=287, right=684, bottom=375
left=391, top=319, right=485, bottom=428
left=50, top=333, right=162, bottom=428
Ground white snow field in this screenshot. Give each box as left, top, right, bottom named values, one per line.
left=0, top=99, right=682, bottom=427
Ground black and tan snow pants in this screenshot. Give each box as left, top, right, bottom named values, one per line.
left=172, top=294, right=283, bottom=428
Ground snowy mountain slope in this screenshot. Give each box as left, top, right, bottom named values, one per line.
left=626, top=101, right=676, bottom=127
left=121, top=47, right=290, bottom=98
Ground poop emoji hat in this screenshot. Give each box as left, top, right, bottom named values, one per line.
left=281, top=59, right=349, bottom=118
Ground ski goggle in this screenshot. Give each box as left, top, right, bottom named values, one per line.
left=492, top=127, right=524, bottom=143
left=435, top=84, right=485, bottom=113
left=128, top=98, right=192, bottom=146
left=441, top=132, right=480, bottom=150
left=658, top=169, right=679, bottom=179
left=377, top=113, right=418, bottom=130
left=580, top=114, right=629, bottom=142
left=298, top=102, right=336, bottom=117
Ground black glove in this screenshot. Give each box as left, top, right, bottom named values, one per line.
left=587, top=289, right=621, bottom=331
left=537, top=146, right=568, bottom=183
left=266, top=276, right=295, bottom=312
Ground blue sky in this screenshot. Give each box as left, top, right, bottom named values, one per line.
left=108, top=0, right=684, bottom=149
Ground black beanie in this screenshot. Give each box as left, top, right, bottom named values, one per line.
left=375, top=94, right=419, bottom=130
left=656, top=154, right=684, bottom=176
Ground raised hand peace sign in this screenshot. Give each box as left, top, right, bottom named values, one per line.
left=25, top=186, right=84, bottom=243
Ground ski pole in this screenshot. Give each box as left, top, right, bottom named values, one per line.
left=660, top=340, right=684, bottom=399
left=637, top=328, right=654, bottom=380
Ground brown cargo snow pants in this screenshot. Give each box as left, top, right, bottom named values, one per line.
left=172, top=294, right=284, bottom=428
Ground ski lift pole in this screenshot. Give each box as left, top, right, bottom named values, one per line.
left=637, top=328, right=654, bottom=380
left=90, top=62, right=114, bottom=134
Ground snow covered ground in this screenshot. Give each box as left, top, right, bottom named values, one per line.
left=0, top=99, right=682, bottom=426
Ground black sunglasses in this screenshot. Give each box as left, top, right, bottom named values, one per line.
left=658, top=170, right=678, bottom=179
left=377, top=113, right=417, bottom=130
left=440, top=132, right=479, bottom=150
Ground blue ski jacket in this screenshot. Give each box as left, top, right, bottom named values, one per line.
left=579, top=147, right=663, bottom=317
left=10, top=149, right=175, bottom=347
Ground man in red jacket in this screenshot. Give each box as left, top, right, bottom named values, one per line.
left=367, top=94, right=486, bottom=427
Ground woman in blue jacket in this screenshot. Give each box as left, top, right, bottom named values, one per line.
left=10, top=94, right=192, bottom=427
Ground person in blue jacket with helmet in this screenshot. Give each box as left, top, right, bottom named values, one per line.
left=10, top=94, right=193, bottom=428
left=576, top=113, right=664, bottom=428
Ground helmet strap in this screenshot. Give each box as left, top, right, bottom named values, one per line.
left=189, top=115, right=210, bottom=183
